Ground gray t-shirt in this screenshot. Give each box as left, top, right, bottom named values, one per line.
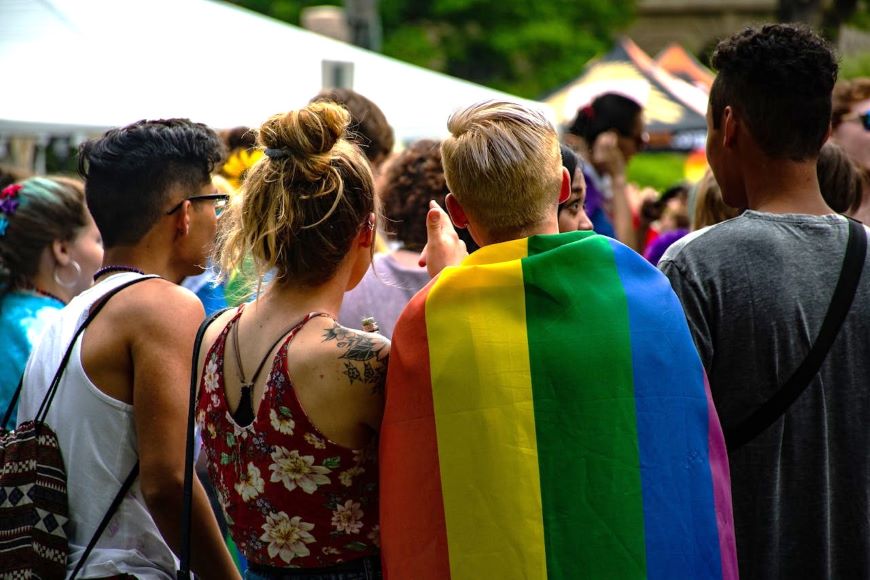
left=659, top=211, right=870, bottom=580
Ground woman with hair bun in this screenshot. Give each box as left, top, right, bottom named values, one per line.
left=0, top=176, right=103, bottom=421
left=196, top=101, right=387, bottom=579
left=565, top=92, right=648, bottom=249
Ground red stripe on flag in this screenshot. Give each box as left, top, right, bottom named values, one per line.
left=379, top=283, right=451, bottom=579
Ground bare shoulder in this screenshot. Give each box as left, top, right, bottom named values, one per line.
left=123, top=279, right=204, bottom=333
left=300, top=320, right=391, bottom=395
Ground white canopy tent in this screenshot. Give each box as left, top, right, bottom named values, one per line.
left=0, top=0, right=551, bottom=145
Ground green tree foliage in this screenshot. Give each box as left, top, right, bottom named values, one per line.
left=228, top=0, right=636, bottom=99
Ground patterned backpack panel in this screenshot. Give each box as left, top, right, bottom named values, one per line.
left=0, top=276, right=157, bottom=580
left=0, top=421, right=69, bottom=579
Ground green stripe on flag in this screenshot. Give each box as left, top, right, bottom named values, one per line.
left=523, top=233, right=647, bottom=578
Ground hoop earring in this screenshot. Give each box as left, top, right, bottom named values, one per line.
left=53, top=259, right=81, bottom=289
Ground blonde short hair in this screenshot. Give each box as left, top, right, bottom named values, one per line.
left=441, top=101, right=562, bottom=238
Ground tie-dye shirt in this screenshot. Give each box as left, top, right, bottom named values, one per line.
left=0, top=291, right=63, bottom=424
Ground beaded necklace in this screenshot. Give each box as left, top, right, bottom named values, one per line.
left=93, top=265, right=145, bottom=280
left=30, top=287, right=66, bottom=306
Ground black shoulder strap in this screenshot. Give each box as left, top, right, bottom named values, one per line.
left=3, top=278, right=159, bottom=430
left=1, top=377, right=22, bottom=430
left=51, top=274, right=160, bottom=580
left=725, top=218, right=866, bottom=450
left=33, top=275, right=160, bottom=427
left=70, top=463, right=140, bottom=579
left=179, top=306, right=231, bottom=579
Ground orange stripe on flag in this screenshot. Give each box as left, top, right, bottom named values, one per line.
left=379, top=283, right=451, bottom=579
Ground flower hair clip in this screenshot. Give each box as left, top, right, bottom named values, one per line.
left=0, top=184, right=23, bottom=237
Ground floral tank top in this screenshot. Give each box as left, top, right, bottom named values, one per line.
left=196, top=306, right=380, bottom=568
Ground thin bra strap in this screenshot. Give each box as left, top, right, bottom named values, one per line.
left=231, top=310, right=334, bottom=388
left=230, top=308, right=250, bottom=387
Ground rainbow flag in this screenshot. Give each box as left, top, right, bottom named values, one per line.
left=380, top=230, right=736, bottom=579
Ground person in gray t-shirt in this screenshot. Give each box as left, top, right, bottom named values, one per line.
left=660, top=25, right=870, bottom=579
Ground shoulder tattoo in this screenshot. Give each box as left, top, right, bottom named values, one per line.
left=322, top=324, right=389, bottom=395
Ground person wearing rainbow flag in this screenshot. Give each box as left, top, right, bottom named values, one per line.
left=379, top=100, right=737, bottom=579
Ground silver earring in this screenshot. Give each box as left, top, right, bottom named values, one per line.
left=53, top=259, right=81, bottom=289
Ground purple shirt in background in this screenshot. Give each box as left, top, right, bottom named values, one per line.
left=338, top=253, right=430, bottom=339
left=644, top=228, right=689, bottom=266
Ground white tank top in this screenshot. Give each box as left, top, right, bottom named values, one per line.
left=18, top=273, right=176, bottom=579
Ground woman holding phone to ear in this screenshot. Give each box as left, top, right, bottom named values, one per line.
left=195, top=101, right=388, bottom=579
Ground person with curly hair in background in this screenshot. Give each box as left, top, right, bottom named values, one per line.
left=0, top=176, right=103, bottom=425
left=197, top=101, right=388, bottom=579
left=339, top=139, right=453, bottom=338
left=564, top=93, right=648, bottom=250
left=659, top=25, right=870, bottom=579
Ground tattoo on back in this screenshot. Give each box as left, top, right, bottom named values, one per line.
left=323, top=325, right=388, bottom=394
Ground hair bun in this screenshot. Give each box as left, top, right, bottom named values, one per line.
left=260, top=102, right=351, bottom=158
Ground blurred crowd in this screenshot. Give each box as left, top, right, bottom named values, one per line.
left=1, top=22, right=869, bottom=580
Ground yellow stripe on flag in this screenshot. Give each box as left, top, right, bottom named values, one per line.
left=426, top=238, right=547, bottom=580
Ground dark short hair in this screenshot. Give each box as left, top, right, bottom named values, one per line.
left=311, top=89, right=395, bottom=165
left=78, top=119, right=224, bottom=248
left=567, top=93, right=642, bottom=145
left=709, top=24, right=838, bottom=161
left=381, top=139, right=448, bottom=251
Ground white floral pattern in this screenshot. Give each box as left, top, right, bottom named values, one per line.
left=234, top=462, right=265, bottom=502
left=339, top=466, right=365, bottom=487
left=270, top=408, right=295, bottom=435
left=269, top=447, right=331, bottom=494
left=331, top=500, right=364, bottom=534
left=259, top=512, right=316, bottom=564
left=204, top=356, right=220, bottom=393
left=304, top=432, right=326, bottom=449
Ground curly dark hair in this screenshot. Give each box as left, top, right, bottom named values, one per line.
left=709, top=24, right=838, bottom=161
left=380, top=139, right=448, bottom=251
left=78, top=118, right=224, bottom=248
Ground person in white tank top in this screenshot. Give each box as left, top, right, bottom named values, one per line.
left=18, top=119, right=239, bottom=580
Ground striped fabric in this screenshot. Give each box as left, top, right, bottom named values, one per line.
left=380, top=230, right=737, bottom=579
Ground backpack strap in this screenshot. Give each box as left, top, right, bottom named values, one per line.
left=35, top=274, right=159, bottom=579
left=1, top=377, right=22, bottom=430
left=70, top=462, right=140, bottom=579
left=725, top=218, right=866, bottom=450
left=179, top=306, right=232, bottom=579
left=3, top=277, right=156, bottom=430
left=33, top=275, right=160, bottom=427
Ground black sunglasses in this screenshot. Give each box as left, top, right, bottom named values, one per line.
left=844, top=110, right=870, bottom=131
left=165, top=193, right=230, bottom=216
